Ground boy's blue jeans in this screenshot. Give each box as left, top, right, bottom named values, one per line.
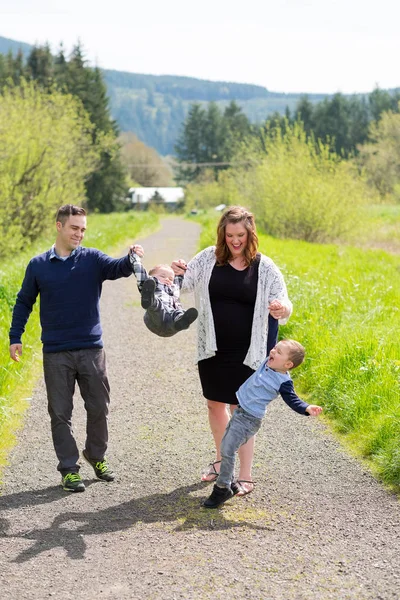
left=216, top=406, right=262, bottom=489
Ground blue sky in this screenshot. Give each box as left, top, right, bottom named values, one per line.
left=1, top=0, right=399, bottom=94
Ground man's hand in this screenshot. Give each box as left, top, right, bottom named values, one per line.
left=306, top=405, right=323, bottom=416
left=10, top=344, right=22, bottom=362
left=171, top=259, right=187, bottom=275
left=129, top=244, right=144, bottom=258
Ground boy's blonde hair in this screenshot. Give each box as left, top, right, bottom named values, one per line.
left=281, top=339, right=305, bottom=369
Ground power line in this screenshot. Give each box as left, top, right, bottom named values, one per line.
left=127, top=160, right=257, bottom=168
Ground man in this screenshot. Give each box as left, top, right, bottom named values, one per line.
left=9, top=204, right=133, bottom=492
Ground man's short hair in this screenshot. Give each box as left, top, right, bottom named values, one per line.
left=56, top=204, right=86, bottom=225
left=282, top=339, right=305, bottom=369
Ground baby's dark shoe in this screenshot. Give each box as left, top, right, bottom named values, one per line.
left=174, top=307, right=198, bottom=332
left=141, top=278, right=156, bottom=309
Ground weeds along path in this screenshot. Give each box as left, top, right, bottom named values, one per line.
left=0, top=217, right=399, bottom=600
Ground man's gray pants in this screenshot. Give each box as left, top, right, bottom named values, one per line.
left=43, top=348, right=110, bottom=475
left=217, top=406, right=262, bottom=489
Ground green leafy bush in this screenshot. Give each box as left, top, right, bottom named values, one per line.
left=0, top=80, right=100, bottom=257
left=242, top=124, right=373, bottom=243
left=186, top=123, right=375, bottom=244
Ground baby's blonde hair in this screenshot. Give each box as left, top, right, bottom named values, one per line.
left=149, top=264, right=174, bottom=278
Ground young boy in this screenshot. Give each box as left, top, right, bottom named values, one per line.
left=203, top=339, right=323, bottom=508
left=130, top=244, right=198, bottom=337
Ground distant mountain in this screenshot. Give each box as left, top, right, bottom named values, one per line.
left=104, top=71, right=327, bottom=155
left=0, top=34, right=327, bottom=155
left=0, top=35, right=33, bottom=59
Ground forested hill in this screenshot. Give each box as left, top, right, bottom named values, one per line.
left=102, top=69, right=329, bottom=154
left=102, top=69, right=273, bottom=100
left=0, top=34, right=328, bottom=154
left=0, top=35, right=32, bottom=58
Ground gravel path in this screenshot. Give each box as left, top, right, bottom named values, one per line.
left=0, top=217, right=399, bottom=600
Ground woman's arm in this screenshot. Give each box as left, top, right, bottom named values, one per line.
left=171, top=248, right=213, bottom=293
left=268, top=299, right=291, bottom=320
left=171, top=259, right=187, bottom=275
left=267, top=265, right=293, bottom=324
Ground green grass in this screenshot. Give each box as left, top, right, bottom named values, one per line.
left=0, top=211, right=158, bottom=474
left=359, top=203, right=400, bottom=250
left=192, top=209, right=400, bottom=488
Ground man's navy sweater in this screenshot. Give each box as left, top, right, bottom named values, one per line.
left=9, top=246, right=133, bottom=353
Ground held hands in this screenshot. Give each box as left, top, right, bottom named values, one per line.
left=268, top=300, right=288, bottom=320
left=129, top=244, right=144, bottom=258
left=10, top=344, right=22, bottom=362
left=306, top=405, right=323, bottom=416
left=171, top=259, right=187, bottom=275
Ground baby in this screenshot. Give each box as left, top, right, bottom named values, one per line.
left=130, top=244, right=198, bottom=337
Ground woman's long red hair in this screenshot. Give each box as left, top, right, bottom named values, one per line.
left=215, top=206, right=259, bottom=266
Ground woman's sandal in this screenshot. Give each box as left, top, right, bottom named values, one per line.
left=201, top=460, right=221, bottom=482
left=235, top=479, right=256, bottom=496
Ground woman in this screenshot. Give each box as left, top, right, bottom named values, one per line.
left=172, top=206, right=292, bottom=495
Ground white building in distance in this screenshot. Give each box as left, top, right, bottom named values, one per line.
left=127, top=187, right=185, bottom=210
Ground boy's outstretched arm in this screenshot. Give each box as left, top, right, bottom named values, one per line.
left=280, top=382, right=323, bottom=416
left=305, top=405, right=323, bottom=416
left=279, top=380, right=310, bottom=415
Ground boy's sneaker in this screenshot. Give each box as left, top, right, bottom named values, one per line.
left=203, top=484, right=234, bottom=508
left=175, top=307, right=198, bottom=332
left=141, top=278, right=156, bottom=309
left=82, top=449, right=115, bottom=482
left=62, top=472, right=85, bottom=492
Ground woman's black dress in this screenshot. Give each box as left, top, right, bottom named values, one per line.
left=198, top=255, right=278, bottom=405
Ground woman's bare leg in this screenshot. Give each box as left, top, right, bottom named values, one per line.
left=202, top=400, right=230, bottom=480
left=230, top=405, right=255, bottom=494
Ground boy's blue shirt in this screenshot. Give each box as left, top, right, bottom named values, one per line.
left=236, top=358, right=309, bottom=419
left=9, top=246, right=132, bottom=353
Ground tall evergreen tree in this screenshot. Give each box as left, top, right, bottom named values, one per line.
left=0, top=53, right=6, bottom=89
left=369, top=87, right=400, bottom=121
left=175, top=101, right=254, bottom=182
left=5, top=49, right=24, bottom=86
left=61, top=44, right=127, bottom=211
left=347, top=96, right=370, bottom=150
left=85, top=145, right=128, bottom=213
left=203, top=102, right=223, bottom=178
left=54, top=44, right=69, bottom=90
left=26, top=44, right=54, bottom=88
left=220, top=101, right=253, bottom=166
left=222, top=101, right=252, bottom=142
left=295, top=95, right=315, bottom=134
left=312, top=94, right=351, bottom=155
left=175, top=103, right=207, bottom=182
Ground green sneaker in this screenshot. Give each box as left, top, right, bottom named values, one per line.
left=82, top=449, right=115, bottom=482
left=62, top=472, right=85, bottom=492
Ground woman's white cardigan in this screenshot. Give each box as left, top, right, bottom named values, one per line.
left=181, top=246, right=292, bottom=370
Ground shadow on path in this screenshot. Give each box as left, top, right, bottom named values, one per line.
left=0, top=481, right=269, bottom=563
left=0, top=480, right=98, bottom=511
